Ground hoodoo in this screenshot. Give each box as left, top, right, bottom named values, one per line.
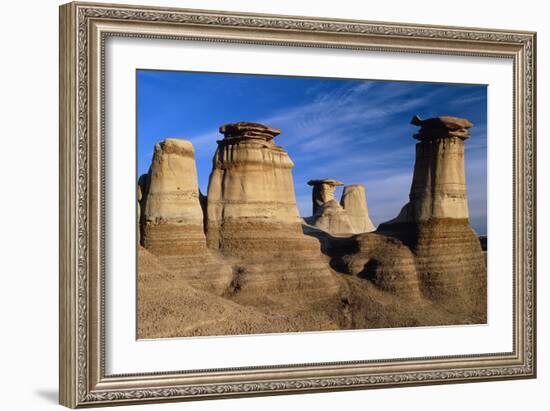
left=377, top=115, right=486, bottom=312
left=205, top=122, right=343, bottom=320
left=307, top=180, right=376, bottom=236
left=386, top=115, right=473, bottom=223
left=137, top=116, right=488, bottom=338
left=307, top=179, right=354, bottom=236
left=139, top=138, right=232, bottom=294
left=206, top=122, right=302, bottom=250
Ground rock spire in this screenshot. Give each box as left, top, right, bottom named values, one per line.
left=388, top=115, right=473, bottom=224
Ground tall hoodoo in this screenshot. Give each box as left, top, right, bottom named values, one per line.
left=140, top=138, right=232, bottom=294
left=388, top=115, right=473, bottom=224
left=206, top=122, right=302, bottom=249
left=205, top=122, right=342, bottom=313
left=377, top=115, right=486, bottom=311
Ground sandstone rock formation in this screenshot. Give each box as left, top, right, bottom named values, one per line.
left=310, top=200, right=355, bottom=236
left=137, top=115, right=487, bottom=339
left=307, top=180, right=375, bottom=236
left=206, top=122, right=302, bottom=250
left=387, top=115, right=472, bottom=224
left=140, top=138, right=232, bottom=294
left=340, top=184, right=376, bottom=233
left=205, top=122, right=343, bottom=311
left=374, top=115, right=486, bottom=314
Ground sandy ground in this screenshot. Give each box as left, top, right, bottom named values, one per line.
left=138, top=247, right=486, bottom=339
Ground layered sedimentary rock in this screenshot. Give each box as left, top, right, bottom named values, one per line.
left=387, top=115, right=472, bottom=224
left=140, top=138, right=232, bottom=294
left=374, top=115, right=486, bottom=315
left=205, top=122, right=343, bottom=310
left=307, top=180, right=375, bottom=236
left=338, top=233, right=421, bottom=299
left=340, top=184, right=376, bottom=233
left=206, top=122, right=302, bottom=249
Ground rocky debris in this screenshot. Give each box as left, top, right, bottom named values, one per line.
left=140, top=138, right=233, bottom=294
left=307, top=180, right=375, bottom=236
left=340, top=184, right=376, bottom=233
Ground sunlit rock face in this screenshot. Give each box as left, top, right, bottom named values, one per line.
left=205, top=122, right=343, bottom=314
left=375, top=116, right=486, bottom=315
left=386, top=115, right=472, bottom=224
left=206, top=122, right=302, bottom=249
left=340, top=184, right=376, bottom=233
left=140, top=138, right=232, bottom=294
left=143, top=139, right=203, bottom=225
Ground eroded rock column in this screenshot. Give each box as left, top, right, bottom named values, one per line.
left=142, top=139, right=205, bottom=249
left=140, top=138, right=232, bottom=294
left=379, top=115, right=486, bottom=313
left=206, top=122, right=302, bottom=250
left=205, top=122, right=342, bottom=314
left=386, top=115, right=472, bottom=224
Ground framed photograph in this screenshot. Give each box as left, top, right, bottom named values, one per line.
left=59, top=1, right=536, bottom=408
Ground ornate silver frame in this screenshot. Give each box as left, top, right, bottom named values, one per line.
left=59, top=1, right=536, bottom=408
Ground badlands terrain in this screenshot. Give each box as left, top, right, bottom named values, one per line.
left=137, top=117, right=486, bottom=338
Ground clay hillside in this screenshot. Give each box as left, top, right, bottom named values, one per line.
left=137, top=116, right=487, bottom=339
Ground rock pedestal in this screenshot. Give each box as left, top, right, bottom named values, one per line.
left=377, top=116, right=486, bottom=312
left=140, top=138, right=232, bottom=294
left=387, top=115, right=472, bottom=224
left=205, top=122, right=342, bottom=310
left=206, top=122, right=302, bottom=250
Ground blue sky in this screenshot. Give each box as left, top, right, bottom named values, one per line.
left=137, top=70, right=487, bottom=235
